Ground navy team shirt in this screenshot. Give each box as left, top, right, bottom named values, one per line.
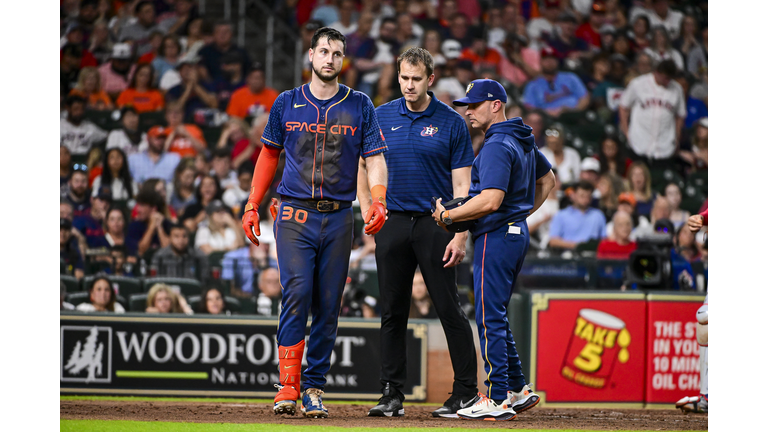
left=376, top=92, right=474, bottom=212
left=261, top=84, right=387, bottom=202
left=470, top=117, right=552, bottom=237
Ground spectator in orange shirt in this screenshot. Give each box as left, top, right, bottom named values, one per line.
left=163, top=102, right=207, bottom=158
left=225, top=64, right=278, bottom=119
left=70, top=66, right=114, bottom=110
left=459, top=29, right=503, bottom=75
left=116, top=63, right=165, bottom=113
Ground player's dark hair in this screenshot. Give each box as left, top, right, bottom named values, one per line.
left=656, top=59, right=677, bottom=77
left=310, top=27, right=347, bottom=54
left=575, top=180, right=595, bottom=193
left=397, top=47, right=435, bottom=78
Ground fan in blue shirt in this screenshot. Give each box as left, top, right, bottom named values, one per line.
left=548, top=180, right=607, bottom=250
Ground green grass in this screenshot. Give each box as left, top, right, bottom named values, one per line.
left=60, top=420, right=707, bottom=432
left=60, top=395, right=435, bottom=406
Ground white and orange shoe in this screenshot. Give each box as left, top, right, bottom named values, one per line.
left=456, top=392, right=517, bottom=421
left=505, top=384, right=540, bottom=414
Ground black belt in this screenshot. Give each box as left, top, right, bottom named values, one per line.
left=281, top=196, right=352, bottom=212
left=390, top=210, right=432, bottom=218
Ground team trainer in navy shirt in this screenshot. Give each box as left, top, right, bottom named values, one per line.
left=433, top=79, right=556, bottom=421
left=359, top=47, right=479, bottom=418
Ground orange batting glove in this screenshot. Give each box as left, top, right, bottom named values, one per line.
left=364, top=185, right=387, bottom=235
left=242, top=201, right=261, bottom=245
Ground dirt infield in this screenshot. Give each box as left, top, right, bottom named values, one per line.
left=61, top=399, right=707, bottom=430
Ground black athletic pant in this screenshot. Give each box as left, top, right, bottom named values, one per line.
left=374, top=211, right=478, bottom=398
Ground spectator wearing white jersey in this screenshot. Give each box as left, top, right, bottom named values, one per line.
left=618, top=60, right=685, bottom=167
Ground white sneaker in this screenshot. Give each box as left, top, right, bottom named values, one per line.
left=506, top=384, right=540, bottom=413
left=675, top=394, right=708, bottom=413
left=457, top=392, right=516, bottom=421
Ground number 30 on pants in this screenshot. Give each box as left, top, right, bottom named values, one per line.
left=281, top=206, right=308, bottom=224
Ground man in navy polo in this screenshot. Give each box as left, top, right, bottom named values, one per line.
left=359, top=47, right=479, bottom=418
left=433, top=78, right=556, bottom=421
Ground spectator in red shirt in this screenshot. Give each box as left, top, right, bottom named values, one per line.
left=575, top=1, right=607, bottom=51
left=597, top=210, right=637, bottom=259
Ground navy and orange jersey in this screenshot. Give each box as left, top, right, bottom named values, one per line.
left=261, top=84, right=387, bottom=201
left=375, top=92, right=474, bottom=213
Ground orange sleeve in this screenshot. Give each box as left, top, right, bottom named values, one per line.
left=247, top=145, right=282, bottom=207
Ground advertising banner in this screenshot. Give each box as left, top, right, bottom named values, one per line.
left=529, top=292, right=647, bottom=407
left=644, top=294, right=705, bottom=406
left=60, top=314, right=428, bottom=400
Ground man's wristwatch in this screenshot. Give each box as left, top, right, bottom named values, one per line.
left=441, top=210, right=453, bottom=225
left=244, top=202, right=256, bottom=212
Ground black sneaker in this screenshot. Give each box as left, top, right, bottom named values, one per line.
left=367, top=383, right=405, bottom=417
left=431, top=393, right=481, bottom=418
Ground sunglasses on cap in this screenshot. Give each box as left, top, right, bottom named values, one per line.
left=72, top=163, right=88, bottom=172
left=545, top=129, right=561, bottom=137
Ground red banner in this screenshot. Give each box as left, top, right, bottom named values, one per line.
left=532, top=294, right=646, bottom=404
left=645, top=295, right=704, bottom=404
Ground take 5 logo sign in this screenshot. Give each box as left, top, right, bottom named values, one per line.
left=531, top=293, right=647, bottom=405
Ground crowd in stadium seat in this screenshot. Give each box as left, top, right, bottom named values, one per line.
left=61, top=0, right=708, bottom=316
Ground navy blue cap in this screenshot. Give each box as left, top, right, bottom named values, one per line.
left=452, top=79, right=507, bottom=106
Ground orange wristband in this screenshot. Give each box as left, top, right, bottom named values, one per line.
left=370, top=185, right=387, bottom=206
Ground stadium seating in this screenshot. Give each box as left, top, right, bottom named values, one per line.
left=187, top=294, right=242, bottom=314
left=83, top=275, right=143, bottom=298
left=129, top=293, right=148, bottom=312
left=142, top=276, right=203, bottom=297
left=61, top=274, right=81, bottom=292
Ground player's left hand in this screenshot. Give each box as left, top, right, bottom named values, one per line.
left=364, top=200, right=387, bottom=235
left=431, top=198, right=447, bottom=228
left=443, top=233, right=467, bottom=268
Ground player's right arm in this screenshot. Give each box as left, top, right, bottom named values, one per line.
left=242, top=93, right=286, bottom=245
left=359, top=97, right=388, bottom=235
